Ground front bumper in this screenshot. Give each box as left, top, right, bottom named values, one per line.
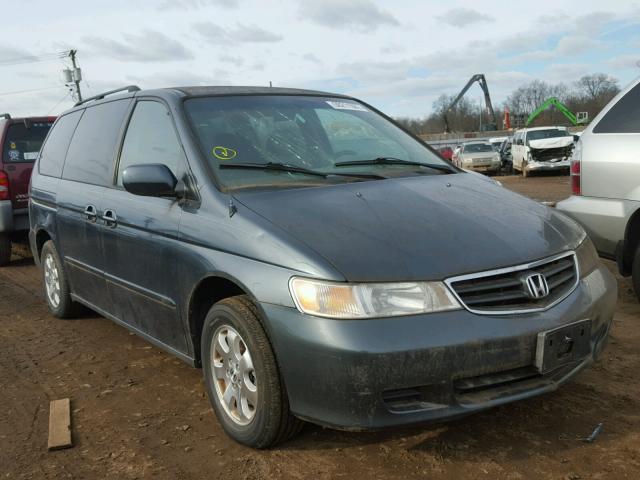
left=526, top=159, right=570, bottom=172
left=463, top=162, right=501, bottom=173
left=262, top=264, right=616, bottom=430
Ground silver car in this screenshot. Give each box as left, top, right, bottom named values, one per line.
left=452, top=141, right=501, bottom=174
left=557, top=76, right=640, bottom=299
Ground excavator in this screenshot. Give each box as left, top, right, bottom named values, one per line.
left=525, top=97, right=589, bottom=127
left=443, top=74, right=497, bottom=133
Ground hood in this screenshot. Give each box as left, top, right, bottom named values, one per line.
left=529, top=137, right=574, bottom=149
left=233, top=174, right=583, bottom=282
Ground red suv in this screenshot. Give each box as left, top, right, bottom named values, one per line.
left=0, top=114, right=55, bottom=265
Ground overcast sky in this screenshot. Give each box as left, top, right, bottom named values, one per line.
left=1, top=0, right=639, bottom=118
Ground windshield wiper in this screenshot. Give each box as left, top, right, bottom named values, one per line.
left=220, top=162, right=328, bottom=177
left=335, top=157, right=454, bottom=173
left=220, top=162, right=386, bottom=180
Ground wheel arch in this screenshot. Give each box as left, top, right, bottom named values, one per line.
left=187, top=272, right=265, bottom=367
left=621, top=208, right=640, bottom=275
left=34, top=228, right=53, bottom=263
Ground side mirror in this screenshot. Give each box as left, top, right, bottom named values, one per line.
left=122, top=164, right=178, bottom=197
left=516, top=139, right=524, bottom=145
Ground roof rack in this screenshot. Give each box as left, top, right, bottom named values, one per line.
left=74, top=85, right=140, bottom=107
left=1, top=113, right=10, bottom=119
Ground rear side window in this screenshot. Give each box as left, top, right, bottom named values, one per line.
left=593, top=82, right=640, bottom=134
left=3, top=120, right=54, bottom=164
left=63, top=99, right=130, bottom=185
left=38, top=111, right=82, bottom=178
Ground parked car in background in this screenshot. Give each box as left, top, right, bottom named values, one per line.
left=511, top=126, right=573, bottom=177
left=30, top=86, right=615, bottom=448
left=498, top=137, right=513, bottom=173
left=0, top=114, right=55, bottom=265
left=452, top=141, right=501, bottom=174
left=489, top=136, right=508, bottom=152
left=557, top=77, right=640, bottom=299
left=438, top=145, right=453, bottom=161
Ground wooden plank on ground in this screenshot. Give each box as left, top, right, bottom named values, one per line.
left=48, top=398, right=72, bottom=451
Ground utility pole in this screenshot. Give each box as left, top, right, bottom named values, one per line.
left=69, top=50, right=82, bottom=102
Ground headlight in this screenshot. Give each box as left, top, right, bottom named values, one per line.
left=575, top=236, right=599, bottom=278
left=289, top=277, right=461, bottom=319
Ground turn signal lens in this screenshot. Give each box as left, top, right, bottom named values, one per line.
left=289, top=277, right=461, bottom=319
left=575, top=236, right=599, bottom=278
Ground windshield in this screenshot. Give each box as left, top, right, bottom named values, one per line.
left=3, top=121, right=53, bottom=163
left=464, top=143, right=493, bottom=153
left=184, top=95, right=451, bottom=190
left=526, top=129, right=570, bottom=142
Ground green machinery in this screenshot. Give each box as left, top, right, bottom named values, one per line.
left=525, top=97, right=589, bottom=127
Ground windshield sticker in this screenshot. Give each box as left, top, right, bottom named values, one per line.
left=212, top=146, right=237, bottom=161
left=8, top=150, right=20, bottom=161
left=326, top=100, right=369, bottom=112
left=9, top=142, right=16, bottom=149
left=24, top=152, right=38, bottom=160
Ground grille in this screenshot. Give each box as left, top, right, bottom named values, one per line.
left=446, top=252, right=578, bottom=314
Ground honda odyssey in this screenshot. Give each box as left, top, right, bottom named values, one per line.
left=30, top=85, right=616, bottom=448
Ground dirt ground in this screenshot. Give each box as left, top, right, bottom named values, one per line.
left=1, top=174, right=639, bottom=479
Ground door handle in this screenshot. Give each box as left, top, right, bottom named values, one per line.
left=102, top=209, right=117, bottom=227
left=84, top=205, right=97, bottom=223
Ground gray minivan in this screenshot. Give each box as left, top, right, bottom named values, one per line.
left=30, top=86, right=616, bottom=448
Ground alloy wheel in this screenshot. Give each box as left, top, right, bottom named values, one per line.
left=43, top=253, right=61, bottom=308
left=211, top=325, right=258, bottom=426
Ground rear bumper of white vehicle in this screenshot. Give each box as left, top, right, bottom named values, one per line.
left=556, top=195, right=640, bottom=260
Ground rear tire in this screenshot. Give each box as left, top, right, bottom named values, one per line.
left=41, top=240, right=80, bottom=318
left=632, top=247, right=640, bottom=302
left=0, top=233, right=11, bottom=266
left=201, top=295, right=303, bottom=448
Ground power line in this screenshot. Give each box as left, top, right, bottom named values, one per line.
left=0, top=51, right=68, bottom=67
left=0, top=85, right=65, bottom=97
left=48, top=90, right=72, bottom=115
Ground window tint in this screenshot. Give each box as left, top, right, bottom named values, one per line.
left=117, top=101, right=185, bottom=186
left=593, top=82, right=640, bottom=134
left=63, top=99, right=130, bottom=185
left=3, top=120, right=54, bottom=164
left=38, top=111, right=82, bottom=177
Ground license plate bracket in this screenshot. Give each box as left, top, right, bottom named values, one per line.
left=535, top=320, right=591, bottom=374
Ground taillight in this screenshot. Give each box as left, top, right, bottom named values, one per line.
left=570, top=140, right=582, bottom=196
left=570, top=160, right=581, bottom=195
left=0, top=171, right=9, bottom=201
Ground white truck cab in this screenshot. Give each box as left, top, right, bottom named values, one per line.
left=511, top=126, right=574, bottom=177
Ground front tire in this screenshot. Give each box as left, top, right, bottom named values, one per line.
left=201, top=295, right=303, bottom=448
left=0, top=233, right=11, bottom=266
left=41, top=240, right=79, bottom=318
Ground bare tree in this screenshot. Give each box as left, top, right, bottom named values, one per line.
left=577, top=74, right=620, bottom=103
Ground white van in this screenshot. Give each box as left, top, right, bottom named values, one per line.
left=511, top=126, right=574, bottom=177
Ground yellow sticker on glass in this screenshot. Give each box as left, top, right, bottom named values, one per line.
left=9, top=142, right=16, bottom=149
left=212, top=146, right=237, bottom=161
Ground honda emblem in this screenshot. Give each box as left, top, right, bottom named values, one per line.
left=524, top=273, right=549, bottom=299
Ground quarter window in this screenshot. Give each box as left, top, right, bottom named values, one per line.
left=38, top=111, right=82, bottom=178
left=117, top=101, right=185, bottom=186
left=62, top=99, right=131, bottom=185
left=593, top=82, right=640, bottom=134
